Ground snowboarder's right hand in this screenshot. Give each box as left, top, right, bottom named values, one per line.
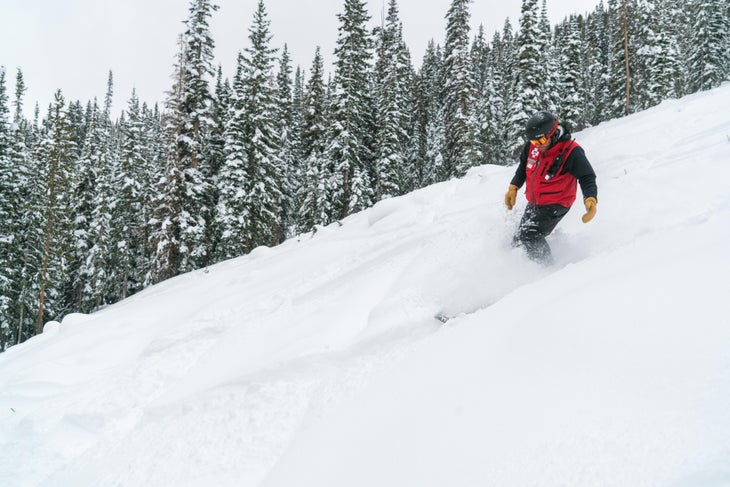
left=505, top=185, right=518, bottom=210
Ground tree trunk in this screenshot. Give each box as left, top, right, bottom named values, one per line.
left=36, top=229, right=52, bottom=334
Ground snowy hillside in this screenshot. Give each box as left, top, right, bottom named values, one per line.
left=1, top=84, right=730, bottom=487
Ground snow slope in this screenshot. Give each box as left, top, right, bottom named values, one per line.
left=1, top=84, right=730, bottom=487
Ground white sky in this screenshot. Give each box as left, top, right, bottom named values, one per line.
left=1, top=0, right=599, bottom=119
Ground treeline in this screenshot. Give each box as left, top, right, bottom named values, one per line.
left=0, top=0, right=727, bottom=350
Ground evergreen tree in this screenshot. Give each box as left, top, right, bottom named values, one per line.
left=66, top=100, right=87, bottom=160
left=218, top=0, right=283, bottom=256
left=469, top=25, right=493, bottom=167
left=11, top=68, right=26, bottom=127
left=203, top=66, right=231, bottom=261
left=412, top=41, right=446, bottom=185
left=139, top=102, right=165, bottom=286
left=0, top=67, right=12, bottom=347
left=33, top=91, right=76, bottom=333
left=238, top=0, right=283, bottom=249
left=149, top=0, right=219, bottom=281
left=687, top=0, right=729, bottom=92
left=327, top=0, right=375, bottom=219
left=470, top=25, right=490, bottom=95
left=276, top=44, right=299, bottom=237
left=373, top=0, right=412, bottom=199
left=149, top=36, right=193, bottom=282
left=297, top=47, right=332, bottom=232
left=443, top=0, right=476, bottom=177
left=537, top=0, right=556, bottom=113
left=607, top=0, right=637, bottom=117
left=584, top=1, right=612, bottom=126
left=511, top=0, right=545, bottom=152
left=182, top=0, right=219, bottom=172
left=554, top=16, right=585, bottom=130
left=183, top=0, right=219, bottom=266
left=70, top=100, right=114, bottom=311
left=1, top=69, right=37, bottom=347
left=216, top=52, right=250, bottom=260
left=490, top=20, right=519, bottom=163
left=114, top=90, right=150, bottom=299
left=289, top=65, right=306, bottom=224
left=637, top=0, right=682, bottom=107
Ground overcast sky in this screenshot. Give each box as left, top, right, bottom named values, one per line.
left=1, top=0, right=599, bottom=119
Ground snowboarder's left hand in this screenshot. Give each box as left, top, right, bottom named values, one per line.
left=582, top=197, right=597, bottom=223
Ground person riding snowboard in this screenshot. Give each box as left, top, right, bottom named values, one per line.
left=504, top=110, right=598, bottom=264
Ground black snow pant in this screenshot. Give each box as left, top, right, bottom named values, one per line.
left=513, top=203, right=570, bottom=264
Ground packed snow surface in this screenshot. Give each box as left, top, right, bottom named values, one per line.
left=1, top=84, right=730, bottom=486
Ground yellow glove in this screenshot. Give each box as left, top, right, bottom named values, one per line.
left=504, top=184, right=518, bottom=210
left=582, top=197, right=597, bottom=223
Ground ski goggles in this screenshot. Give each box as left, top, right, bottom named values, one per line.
left=530, top=135, right=550, bottom=145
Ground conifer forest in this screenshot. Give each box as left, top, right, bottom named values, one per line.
left=0, top=0, right=728, bottom=350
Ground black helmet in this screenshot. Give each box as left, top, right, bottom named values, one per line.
left=525, top=111, right=558, bottom=140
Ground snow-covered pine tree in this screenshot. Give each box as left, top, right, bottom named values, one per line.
left=292, top=66, right=305, bottom=144
left=469, top=25, right=493, bottom=167
left=510, top=0, right=545, bottom=153
left=216, top=52, right=250, bottom=260
left=687, top=0, right=729, bottom=92
left=114, top=89, right=149, bottom=299
left=470, top=25, right=489, bottom=96
left=0, top=70, right=8, bottom=167
left=139, top=102, right=165, bottom=286
left=583, top=1, right=612, bottom=126
left=33, top=91, right=76, bottom=333
left=103, top=71, right=115, bottom=120
left=489, top=21, right=519, bottom=163
left=606, top=0, right=637, bottom=117
left=70, top=100, right=113, bottom=312
left=149, top=0, right=218, bottom=280
left=11, top=69, right=26, bottom=128
left=0, top=69, right=37, bottom=347
left=289, top=65, right=306, bottom=225
left=662, top=0, right=692, bottom=98
left=238, top=0, right=284, bottom=250
left=297, top=47, right=332, bottom=233
left=68, top=104, right=95, bottom=312
left=373, top=0, right=412, bottom=200
left=537, top=0, right=555, bottom=113
left=182, top=0, right=218, bottom=171
left=149, top=0, right=219, bottom=280
left=553, top=15, right=585, bottom=130
left=0, top=67, right=12, bottom=347
left=67, top=100, right=87, bottom=154
left=276, top=44, right=299, bottom=238
left=627, top=0, right=652, bottom=111
left=634, top=0, right=682, bottom=108
left=327, top=0, right=375, bottom=219
left=412, top=40, right=446, bottom=185
left=149, top=36, right=191, bottom=282
left=218, top=0, right=283, bottom=256
left=202, top=66, right=230, bottom=261
left=182, top=0, right=219, bottom=267
left=443, top=0, right=476, bottom=177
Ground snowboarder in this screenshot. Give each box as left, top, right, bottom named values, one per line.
left=504, top=111, right=598, bottom=264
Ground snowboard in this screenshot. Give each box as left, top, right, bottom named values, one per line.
left=434, top=303, right=492, bottom=324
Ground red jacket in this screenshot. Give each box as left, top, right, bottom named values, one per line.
left=511, top=128, right=598, bottom=208
left=523, top=139, right=580, bottom=207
